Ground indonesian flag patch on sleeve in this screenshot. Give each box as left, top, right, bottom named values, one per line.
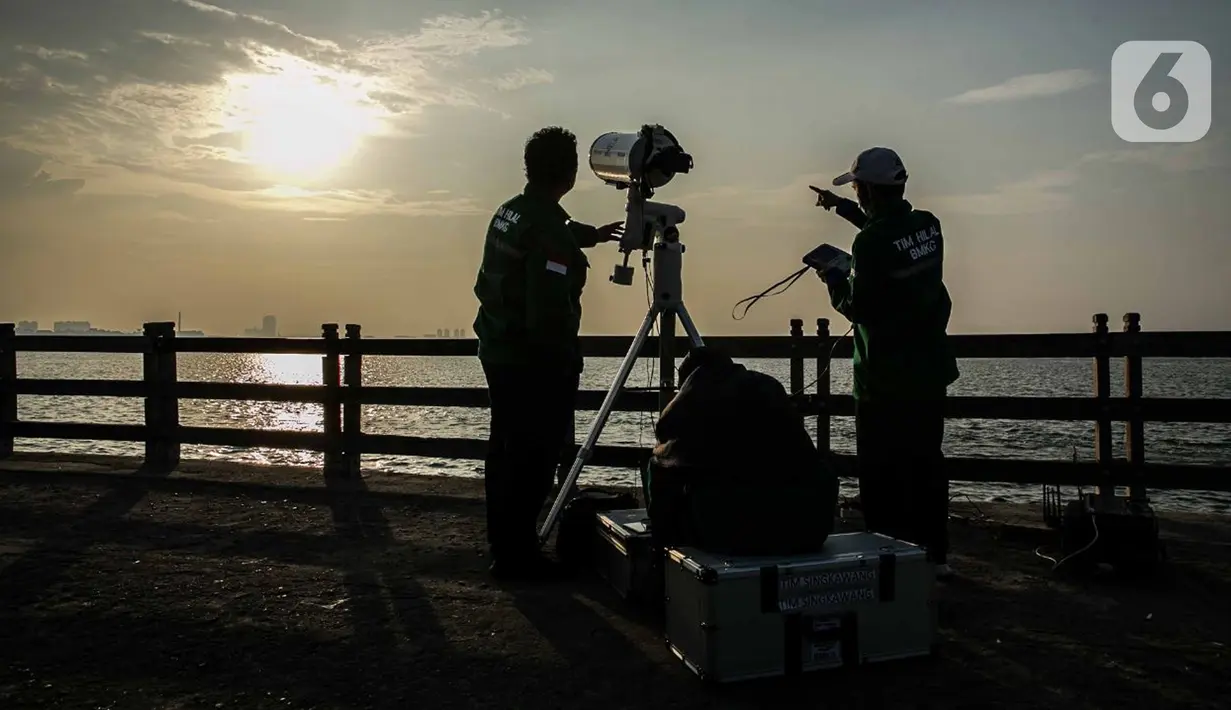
left=545, top=257, right=568, bottom=275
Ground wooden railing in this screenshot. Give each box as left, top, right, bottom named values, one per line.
left=1, top=314, right=1229, bottom=492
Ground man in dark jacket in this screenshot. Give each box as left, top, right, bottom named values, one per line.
left=645, top=346, right=837, bottom=556
left=473, top=126, right=622, bottom=580
left=810, top=147, right=959, bottom=578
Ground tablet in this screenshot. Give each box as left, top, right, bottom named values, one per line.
left=802, top=243, right=851, bottom=273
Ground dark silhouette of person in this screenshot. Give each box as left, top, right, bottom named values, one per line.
left=645, top=346, right=838, bottom=556
left=811, top=146, right=959, bottom=579
left=472, top=126, right=622, bottom=580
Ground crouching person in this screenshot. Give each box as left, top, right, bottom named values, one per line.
left=643, top=347, right=838, bottom=556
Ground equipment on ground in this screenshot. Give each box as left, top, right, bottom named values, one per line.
left=556, top=487, right=640, bottom=570
left=537, top=125, right=703, bottom=547
left=594, top=508, right=663, bottom=607
left=664, top=532, right=936, bottom=682
left=1042, top=482, right=1165, bottom=576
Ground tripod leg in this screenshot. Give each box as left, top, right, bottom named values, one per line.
left=675, top=302, right=706, bottom=349
left=538, top=306, right=660, bottom=545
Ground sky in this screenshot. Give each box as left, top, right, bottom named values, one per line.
left=0, top=0, right=1228, bottom=337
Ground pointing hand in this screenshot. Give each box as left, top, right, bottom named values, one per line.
left=809, top=186, right=842, bottom=211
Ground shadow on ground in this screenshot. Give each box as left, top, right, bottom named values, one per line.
left=0, top=455, right=1227, bottom=710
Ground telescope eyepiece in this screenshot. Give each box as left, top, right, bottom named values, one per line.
left=653, top=146, right=692, bottom=178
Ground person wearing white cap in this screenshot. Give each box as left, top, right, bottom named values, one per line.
left=809, top=147, right=960, bottom=580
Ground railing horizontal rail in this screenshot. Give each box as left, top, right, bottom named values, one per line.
left=12, top=330, right=1231, bottom=359
left=172, top=337, right=332, bottom=355
left=1130, top=397, right=1231, bottom=423
left=811, top=394, right=1231, bottom=423
left=11, top=336, right=150, bottom=354
left=11, top=380, right=1231, bottom=423
left=1118, top=331, right=1231, bottom=358
left=354, top=385, right=662, bottom=412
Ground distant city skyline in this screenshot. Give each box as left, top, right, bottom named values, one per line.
left=7, top=314, right=476, bottom=338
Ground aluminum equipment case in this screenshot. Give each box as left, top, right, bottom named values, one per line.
left=594, top=508, right=662, bottom=605
left=664, top=532, right=935, bottom=682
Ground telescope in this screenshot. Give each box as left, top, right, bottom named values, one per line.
left=539, top=124, right=705, bottom=546
left=589, top=124, right=693, bottom=196
left=588, top=125, right=693, bottom=285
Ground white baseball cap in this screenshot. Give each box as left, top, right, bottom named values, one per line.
left=832, top=147, right=908, bottom=187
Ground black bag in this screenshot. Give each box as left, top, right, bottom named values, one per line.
left=555, top=487, right=640, bottom=570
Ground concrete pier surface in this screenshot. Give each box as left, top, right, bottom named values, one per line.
left=1, top=452, right=1227, bottom=710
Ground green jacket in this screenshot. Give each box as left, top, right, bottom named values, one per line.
left=472, top=184, right=601, bottom=372
left=826, top=198, right=960, bottom=401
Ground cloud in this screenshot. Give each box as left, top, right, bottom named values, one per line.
left=236, top=185, right=485, bottom=218
left=344, top=11, right=533, bottom=113
left=383, top=11, right=532, bottom=56
left=0, top=142, right=84, bottom=201
left=931, top=137, right=1227, bottom=216
left=944, top=69, right=1099, bottom=105
left=1077, top=141, right=1228, bottom=174
left=0, top=1, right=534, bottom=214
left=486, top=68, right=554, bottom=91
left=928, top=169, right=1077, bottom=216
left=68, top=183, right=484, bottom=228
left=670, top=135, right=1228, bottom=221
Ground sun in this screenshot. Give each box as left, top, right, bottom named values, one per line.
left=222, top=53, right=385, bottom=183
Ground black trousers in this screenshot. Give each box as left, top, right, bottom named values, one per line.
left=854, top=396, right=949, bottom=564
left=482, top=361, right=578, bottom=563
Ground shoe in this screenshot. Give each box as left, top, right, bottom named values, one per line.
left=935, top=563, right=954, bottom=580
left=488, top=553, right=567, bottom=582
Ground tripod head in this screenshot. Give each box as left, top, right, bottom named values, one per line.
left=610, top=193, right=687, bottom=286
left=587, top=124, right=693, bottom=286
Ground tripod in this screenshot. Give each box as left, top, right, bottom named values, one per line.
left=537, top=200, right=705, bottom=545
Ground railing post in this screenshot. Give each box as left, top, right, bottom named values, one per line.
left=342, top=323, right=363, bottom=478
left=1123, top=312, right=1146, bottom=500
left=142, top=322, right=179, bottom=470
left=321, top=324, right=342, bottom=476
left=789, top=318, right=805, bottom=397
left=157, top=322, right=180, bottom=469
left=0, top=323, right=15, bottom=459
left=815, top=318, right=832, bottom=454
left=1092, top=313, right=1113, bottom=491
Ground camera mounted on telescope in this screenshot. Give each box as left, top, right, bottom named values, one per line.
left=588, top=124, right=693, bottom=286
